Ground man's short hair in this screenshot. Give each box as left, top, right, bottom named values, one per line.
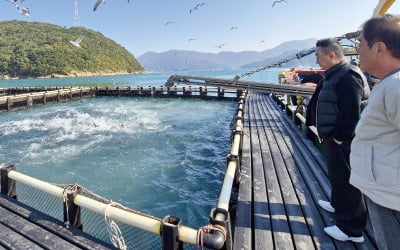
left=316, top=38, right=344, bottom=59
left=362, top=14, right=400, bottom=59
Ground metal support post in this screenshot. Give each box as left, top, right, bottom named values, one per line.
left=161, top=215, right=183, bottom=250
left=63, top=190, right=83, bottom=230
left=0, top=164, right=17, bottom=199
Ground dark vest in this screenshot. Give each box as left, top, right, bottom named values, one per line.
left=316, top=63, right=370, bottom=139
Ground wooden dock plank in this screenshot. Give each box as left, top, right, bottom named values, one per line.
left=0, top=194, right=112, bottom=249
left=234, top=92, right=377, bottom=250
left=263, top=94, right=377, bottom=250
left=0, top=223, right=43, bottom=250
left=258, top=94, right=339, bottom=250
left=248, top=94, right=275, bottom=250
left=264, top=94, right=366, bottom=249
left=0, top=206, right=80, bottom=249
left=249, top=93, right=295, bottom=249
left=233, top=97, right=253, bottom=250
left=253, top=93, right=316, bottom=250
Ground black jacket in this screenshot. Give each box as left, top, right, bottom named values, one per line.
left=316, top=62, right=370, bottom=141
left=303, top=74, right=324, bottom=126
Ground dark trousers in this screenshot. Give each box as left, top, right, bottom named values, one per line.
left=324, top=138, right=367, bottom=236
left=366, top=197, right=400, bottom=250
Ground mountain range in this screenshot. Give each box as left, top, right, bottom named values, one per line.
left=138, top=38, right=319, bottom=72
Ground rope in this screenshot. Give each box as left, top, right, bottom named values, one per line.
left=104, top=202, right=127, bottom=250
left=197, top=224, right=227, bottom=249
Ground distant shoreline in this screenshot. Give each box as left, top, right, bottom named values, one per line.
left=1, top=70, right=145, bottom=80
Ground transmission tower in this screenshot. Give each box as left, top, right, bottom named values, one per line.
left=73, top=0, right=80, bottom=26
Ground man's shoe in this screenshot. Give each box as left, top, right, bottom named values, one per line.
left=324, top=225, right=364, bottom=243
left=318, top=200, right=335, bottom=213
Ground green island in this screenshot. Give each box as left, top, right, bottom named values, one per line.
left=0, top=20, right=144, bottom=79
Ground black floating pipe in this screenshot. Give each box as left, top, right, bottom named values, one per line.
left=201, top=230, right=226, bottom=250
left=161, top=215, right=183, bottom=250
left=165, top=75, right=177, bottom=87
left=199, top=208, right=233, bottom=250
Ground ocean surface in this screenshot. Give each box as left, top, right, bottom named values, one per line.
left=0, top=68, right=282, bottom=88
left=0, top=69, right=281, bottom=229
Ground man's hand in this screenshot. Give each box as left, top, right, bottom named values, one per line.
left=333, top=138, right=343, bottom=145
left=303, top=82, right=317, bottom=88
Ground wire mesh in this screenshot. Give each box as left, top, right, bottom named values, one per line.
left=81, top=207, right=162, bottom=249
left=9, top=182, right=203, bottom=249
left=16, top=182, right=63, bottom=221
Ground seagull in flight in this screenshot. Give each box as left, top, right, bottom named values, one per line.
left=6, top=0, right=23, bottom=5
left=69, top=34, right=84, bottom=48
left=165, top=21, right=175, bottom=26
left=214, top=43, right=225, bottom=49
left=230, top=26, right=239, bottom=31
left=18, top=6, right=30, bottom=16
left=272, top=0, right=287, bottom=7
left=6, top=0, right=30, bottom=16
left=189, top=2, right=205, bottom=14
left=93, top=0, right=105, bottom=11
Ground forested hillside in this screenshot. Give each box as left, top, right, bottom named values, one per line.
left=0, top=20, right=144, bottom=78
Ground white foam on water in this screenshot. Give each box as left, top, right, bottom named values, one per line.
left=24, top=135, right=106, bottom=161
left=1, top=106, right=169, bottom=139
left=0, top=97, right=236, bottom=228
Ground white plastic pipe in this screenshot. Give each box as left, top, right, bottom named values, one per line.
left=7, top=171, right=64, bottom=199
left=5, top=169, right=199, bottom=245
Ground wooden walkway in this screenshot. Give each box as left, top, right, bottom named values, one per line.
left=233, top=92, right=377, bottom=250
left=0, top=194, right=112, bottom=249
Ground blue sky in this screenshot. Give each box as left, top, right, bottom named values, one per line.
left=1, top=0, right=399, bottom=57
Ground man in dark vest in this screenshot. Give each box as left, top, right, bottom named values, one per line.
left=315, top=38, right=370, bottom=242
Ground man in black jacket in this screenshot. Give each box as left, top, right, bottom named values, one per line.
left=315, top=38, right=370, bottom=242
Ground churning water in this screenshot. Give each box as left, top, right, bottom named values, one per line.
left=0, top=96, right=236, bottom=228
left=0, top=69, right=280, bottom=228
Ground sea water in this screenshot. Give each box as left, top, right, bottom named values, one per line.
left=0, top=68, right=282, bottom=88
left=0, top=69, right=280, bottom=229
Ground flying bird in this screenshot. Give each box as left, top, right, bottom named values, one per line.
left=272, top=0, right=287, bottom=7
left=214, top=43, right=225, bottom=49
left=93, top=0, right=105, bottom=11
left=188, top=38, right=196, bottom=42
left=6, top=0, right=29, bottom=16
left=165, top=21, right=175, bottom=26
left=260, top=39, right=266, bottom=43
left=69, top=34, right=84, bottom=48
left=18, top=6, right=30, bottom=16
left=230, top=26, right=239, bottom=31
left=189, top=2, right=205, bottom=14
left=6, top=0, right=22, bottom=5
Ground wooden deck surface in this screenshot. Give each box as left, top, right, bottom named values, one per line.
left=0, top=194, right=112, bottom=249
left=233, top=92, right=377, bottom=250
